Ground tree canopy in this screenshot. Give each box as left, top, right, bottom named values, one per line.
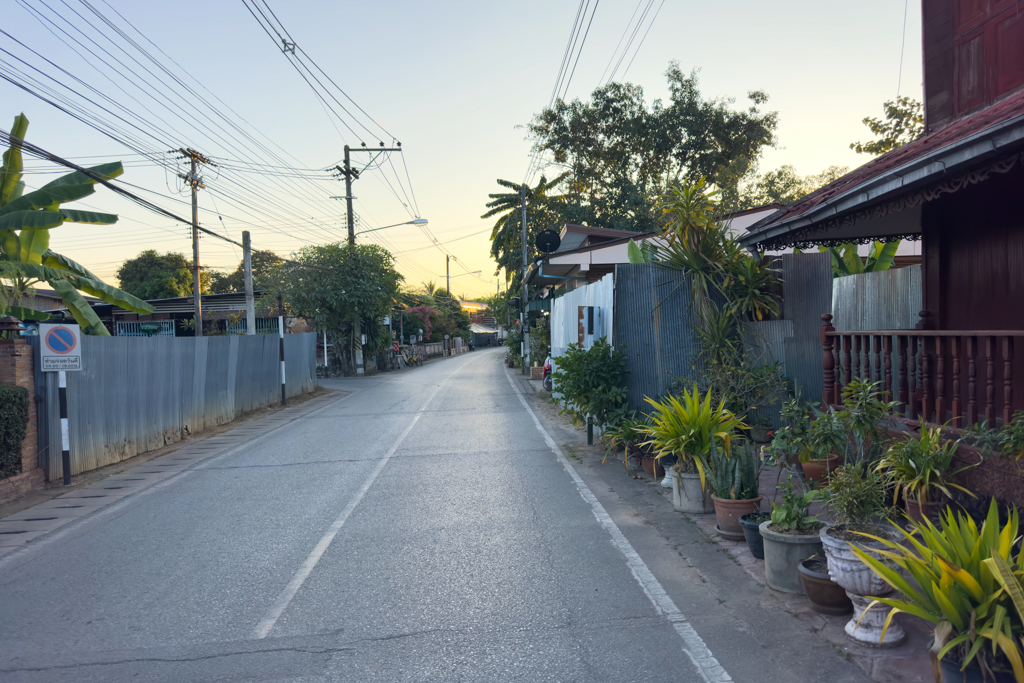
left=209, top=250, right=282, bottom=294
left=528, top=63, right=778, bottom=231
left=116, top=249, right=208, bottom=301
left=850, top=96, right=924, bottom=156
left=736, top=165, right=848, bottom=210
left=483, top=174, right=567, bottom=288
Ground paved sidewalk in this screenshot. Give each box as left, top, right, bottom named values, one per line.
left=0, top=390, right=347, bottom=560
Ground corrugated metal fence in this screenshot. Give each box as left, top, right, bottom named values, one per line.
left=831, top=265, right=922, bottom=331
left=777, top=252, right=833, bottom=402
left=32, top=333, right=317, bottom=480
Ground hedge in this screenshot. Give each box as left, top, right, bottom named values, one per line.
left=0, top=385, right=29, bottom=479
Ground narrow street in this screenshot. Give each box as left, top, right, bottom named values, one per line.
left=0, top=349, right=867, bottom=682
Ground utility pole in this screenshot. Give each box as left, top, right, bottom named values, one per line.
left=520, top=184, right=530, bottom=374
left=242, top=230, right=255, bottom=335
left=446, top=254, right=450, bottom=295
left=179, top=148, right=215, bottom=337
left=334, top=142, right=403, bottom=376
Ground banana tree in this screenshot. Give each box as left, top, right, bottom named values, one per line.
left=1, top=113, right=153, bottom=333
left=820, top=240, right=900, bottom=277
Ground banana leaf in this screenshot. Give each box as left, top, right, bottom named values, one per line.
left=1, top=113, right=29, bottom=206
left=67, top=274, right=153, bottom=314
left=58, top=209, right=117, bottom=225
left=18, top=227, right=48, bottom=265
left=0, top=183, right=95, bottom=215
left=870, top=241, right=900, bottom=271
left=42, top=250, right=99, bottom=280
left=49, top=278, right=108, bottom=335
left=40, top=161, right=123, bottom=189
left=0, top=210, right=63, bottom=232
left=1, top=229, right=18, bottom=259
left=0, top=305, right=50, bottom=321
left=627, top=239, right=648, bottom=264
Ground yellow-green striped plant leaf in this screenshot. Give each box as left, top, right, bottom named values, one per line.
left=990, top=554, right=1024, bottom=625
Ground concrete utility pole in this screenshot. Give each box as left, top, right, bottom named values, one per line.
left=179, top=149, right=215, bottom=337
left=446, top=254, right=450, bottom=295
left=520, top=184, right=530, bottom=374
left=242, top=230, right=255, bottom=335
left=334, top=143, right=402, bottom=376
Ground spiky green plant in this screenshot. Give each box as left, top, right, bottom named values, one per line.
left=875, top=425, right=976, bottom=506
left=705, top=437, right=762, bottom=500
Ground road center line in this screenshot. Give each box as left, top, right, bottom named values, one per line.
left=252, top=353, right=485, bottom=640
left=503, top=370, right=732, bottom=683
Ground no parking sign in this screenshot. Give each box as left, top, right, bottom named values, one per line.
left=39, top=323, right=82, bottom=372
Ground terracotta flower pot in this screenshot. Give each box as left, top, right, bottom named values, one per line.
left=801, top=455, right=839, bottom=484
left=641, top=456, right=664, bottom=478
left=904, top=496, right=942, bottom=524
left=712, top=494, right=763, bottom=540
left=799, top=558, right=852, bottom=616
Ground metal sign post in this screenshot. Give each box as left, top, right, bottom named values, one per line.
left=39, top=323, right=82, bottom=485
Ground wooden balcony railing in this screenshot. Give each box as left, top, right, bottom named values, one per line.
left=820, top=313, right=1024, bottom=427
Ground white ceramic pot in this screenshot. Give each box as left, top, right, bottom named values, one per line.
left=671, top=470, right=714, bottom=513
left=820, top=525, right=905, bottom=648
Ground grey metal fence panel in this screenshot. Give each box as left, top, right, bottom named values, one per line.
left=831, top=265, right=922, bottom=332
left=742, top=320, right=794, bottom=429
left=613, top=264, right=704, bottom=412
left=778, top=252, right=833, bottom=404
left=36, top=333, right=318, bottom=480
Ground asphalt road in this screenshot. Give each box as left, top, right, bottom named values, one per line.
left=0, top=348, right=870, bottom=682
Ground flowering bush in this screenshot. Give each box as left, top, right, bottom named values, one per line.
left=405, top=306, right=438, bottom=340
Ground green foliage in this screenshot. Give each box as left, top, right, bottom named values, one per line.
left=601, top=412, right=647, bottom=467
left=551, top=337, right=628, bottom=432
left=963, top=412, right=1024, bottom=461
left=770, top=475, right=821, bottom=532
left=736, top=164, right=848, bottom=210
left=805, top=408, right=849, bottom=463
left=822, top=240, right=901, bottom=278
left=705, top=437, right=762, bottom=500
left=820, top=462, right=889, bottom=528
left=836, top=378, right=900, bottom=463
left=850, top=96, right=924, bottom=157
left=265, top=242, right=402, bottom=374
left=876, top=426, right=976, bottom=506
left=851, top=500, right=1023, bottom=677
left=0, top=385, right=29, bottom=479
left=641, top=385, right=746, bottom=491
left=209, top=250, right=283, bottom=294
left=528, top=64, right=778, bottom=228
left=0, top=113, right=153, bottom=334
left=116, top=249, right=208, bottom=300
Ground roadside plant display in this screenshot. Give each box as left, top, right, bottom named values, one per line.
left=601, top=413, right=646, bottom=469
left=759, top=476, right=825, bottom=594
left=799, top=554, right=853, bottom=616
left=853, top=500, right=1024, bottom=680
left=818, top=462, right=904, bottom=647
left=552, top=337, right=629, bottom=434
left=706, top=437, right=764, bottom=539
left=836, top=379, right=899, bottom=464
left=963, top=411, right=1024, bottom=461
left=875, top=426, right=976, bottom=523
left=802, top=408, right=847, bottom=483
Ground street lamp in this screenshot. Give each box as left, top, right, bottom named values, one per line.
left=355, top=217, right=428, bottom=236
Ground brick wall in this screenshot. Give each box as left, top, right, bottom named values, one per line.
left=0, top=339, right=44, bottom=500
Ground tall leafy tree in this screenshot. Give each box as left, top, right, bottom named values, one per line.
left=850, top=96, right=924, bottom=156
left=737, top=165, right=848, bottom=209
left=266, top=242, right=402, bottom=374
left=528, top=63, right=778, bottom=230
left=116, top=250, right=209, bottom=300
left=0, top=113, right=153, bottom=333
left=483, top=173, right=567, bottom=288
left=209, top=250, right=282, bottom=294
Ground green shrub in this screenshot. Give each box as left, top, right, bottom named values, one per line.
left=552, top=337, right=628, bottom=431
left=0, top=385, right=29, bottom=479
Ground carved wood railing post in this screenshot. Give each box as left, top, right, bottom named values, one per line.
left=821, top=314, right=836, bottom=407
left=898, top=336, right=908, bottom=415
left=883, top=336, right=893, bottom=402
left=967, top=336, right=978, bottom=426
left=986, top=336, right=995, bottom=424
left=843, top=335, right=852, bottom=388
left=1004, top=336, right=1014, bottom=426
left=935, top=337, right=946, bottom=424
left=874, top=335, right=882, bottom=390
left=908, top=335, right=918, bottom=419
left=951, top=336, right=961, bottom=427
left=922, top=337, right=933, bottom=424
left=853, top=335, right=862, bottom=384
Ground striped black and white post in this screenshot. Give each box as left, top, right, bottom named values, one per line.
left=279, top=313, right=286, bottom=406
left=59, top=370, right=70, bottom=485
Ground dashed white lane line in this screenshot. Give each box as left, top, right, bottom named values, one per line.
left=504, top=370, right=733, bottom=683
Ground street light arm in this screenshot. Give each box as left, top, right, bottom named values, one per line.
left=355, top=218, right=427, bottom=235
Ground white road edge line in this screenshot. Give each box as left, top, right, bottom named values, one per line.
left=253, top=352, right=487, bottom=640
left=504, top=370, right=732, bottom=683
left=0, top=392, right=352, bottom=569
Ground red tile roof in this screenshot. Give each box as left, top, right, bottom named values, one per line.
left=755, top=88, right=1024, bottom=229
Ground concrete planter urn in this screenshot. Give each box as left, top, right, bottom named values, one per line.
left=671, top=470, right=714, bottom=514
left=820, top=525, right=906, bottom=648
left=758, top=521, right=825, bottom=594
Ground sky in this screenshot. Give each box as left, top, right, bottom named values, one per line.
left=1, top=0, right=923, bottom=300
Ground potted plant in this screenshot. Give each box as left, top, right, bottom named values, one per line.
left=739, top=511, right=771, bottom=559
left=818, top=462, right=904, bottom=646
left=706, top=438, right=763, bottom=540
left=798, top=554, right=853, bottom=616
left=748, top=415, right=773, bottom=444
left=876, top=425, right=976, bottom=523
left=802, top=408, right=847, bottom=483
left=601, top=414, right=645, bottom=470
left=853, top=500, right=1023, bottom=681
left=642, top=386, right=745, bottom=514
left=836, top=379, right=899, bottom=464
left=758, top=475, right=825, bottom=594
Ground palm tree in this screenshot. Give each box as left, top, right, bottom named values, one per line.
left=482, top=173, right=568, bottom=290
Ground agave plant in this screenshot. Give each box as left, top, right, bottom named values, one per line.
left=1, top=113, right=153, bottom=332
left=641, top=385, right=746, bottom=491
left=851, top=499, right=1024, bottom=680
